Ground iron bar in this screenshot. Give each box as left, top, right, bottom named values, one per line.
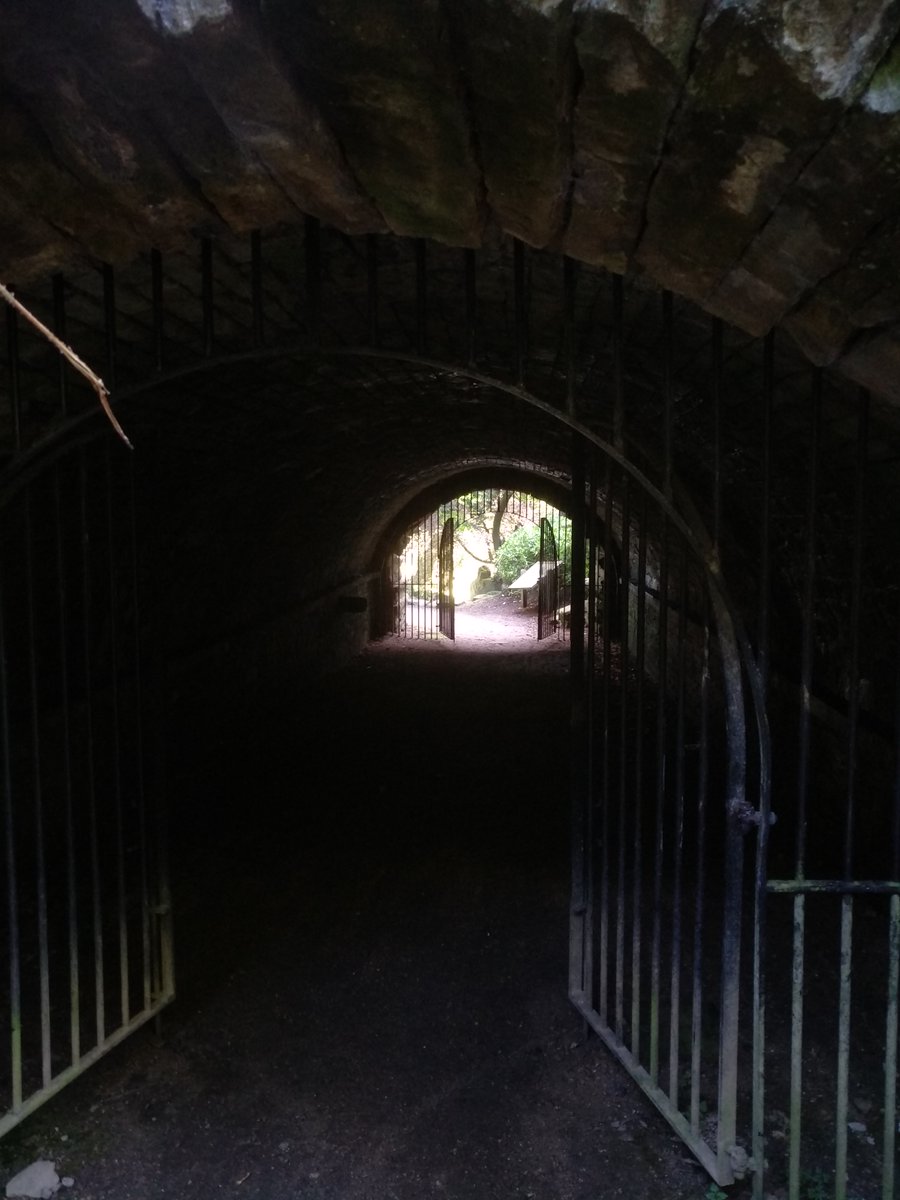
left=129, top=455, right=152, bottom=1012
left=650, top=516, right=669, bottom=1086
left=835, top=898, right=853, bottom=1199
left=6, top=302, right=21, bottom=454
left=151, top=249, right=164, bottom=373
left=79, top=447, right=105, bottom=1046
left=767, top=879, right=900, bottom=895
left=615, top=473, right=629, bottom=1043
left=103, top=264, right=117, bottom=389
left=305, top=217, right=321, bottom=342
left=711, top=319, right=722, bottom=556
left=201, top=238, right=214, bottom=357
left=599, top=459, right=613, bottom=1025
left=105, top=443, right=129, bottom=1025
left=54, top=467, right=80, bottom=1065
left=53, top=275, right=68, bottom=415
left=569, top=441, right=588, bottom=1006
left=844, top=390, right=869, bottom=882
left=788, top=372, right=821, bottom=1200
left=690, top=607, right=710, bottom=1134
left=0, top=567, right=22, bottom=1113
left=251, top=230, right=264, bottom=347
left=885, top=892, right=899, bottom=1200
left=668, top=545, right=688, bottom=1108
left=630, top=492, right=647, bottom=1062
left=24, top=491, right=51, bottom=1088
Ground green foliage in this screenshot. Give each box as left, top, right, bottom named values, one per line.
left=495, top=524, right=542, bottom=583
left=702, top=1187, right=728, bottom=1200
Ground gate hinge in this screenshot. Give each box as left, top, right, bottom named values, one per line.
left=734, top=800, right=777, bottom=833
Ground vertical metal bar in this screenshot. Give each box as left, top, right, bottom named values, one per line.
left=464, top=249, right=477, bottom=367
left=80, top=447, right=105, bottom=1046
left=887, top=623, right=900, bottom=1200
left=599, top=460, right=613, bottom=1025
left=105, top=444, right=129, bottom=1025
left=128, top=456, right=151, bottom=1011
left=788, top=371, right=821, bottom=1200
left=414, top=239, right=427, bottom=357
left=711, top=319, right=723, bottom=556
left=650, top=516, right=669, bottom=1085
left=513, top=239, right=526, bottom=387
left=835, top=897, right=853, bottom=1200
left=305, top=216, right=321, bottom=342
left=6, top=301, right=22, bottom=454
left=55, top=467, right=80, bottom=1064
left=662, top=293, right=675, bottom=500
left=366, top=234, right=379, bottom=347
left=690, top=602, right=710, bottom=1134
left=201, top=238, right=214, bottom=357
left=752, top=329, right=775, bottom=1200
left=844, top=389, right=868, bottom=881
left=251, top=230, right=264, bottom=347
left=582, top=451, right=599, bottom=1009
left=564, top=258, right=577, bottom=418
left=615, top=476, right=630, bottom=1041
left=151, top=249, right=164, bottom=373
left=612, top=276, right=625, bottom=450
left=53, top=274, right=69, bottom=416
left=103, top=263, right=117, bottom=389
left=668, top=544, right=688, bottom=1108
left=631, top=491, right=647, bottom=1060
left=0, top=565, right=22, bottom=1111
left=24, top=491, right=52, bottom=1088
left=570, top=441, right=588, bottom=1003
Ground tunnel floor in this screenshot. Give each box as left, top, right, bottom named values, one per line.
left=1, top=641, right=715, bottom=1200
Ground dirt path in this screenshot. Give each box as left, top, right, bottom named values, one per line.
left=1, top=643, right=714, bottom=1200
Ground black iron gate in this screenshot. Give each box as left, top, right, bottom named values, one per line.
left=568, top=447, right=767, bottom=1188
left=0, top=430, right=173, bottom=1138
left=537, top=516, right=558, bottom=641
left=438, top=517, right=455, bottom=641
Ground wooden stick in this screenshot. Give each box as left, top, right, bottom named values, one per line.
left=1, top=282, right=133, bottom=449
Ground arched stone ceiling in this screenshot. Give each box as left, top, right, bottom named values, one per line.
left=2, top=0, right=900, bottom=402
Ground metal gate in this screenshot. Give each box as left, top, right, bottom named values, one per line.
left=568, top=445, right=767, bottom=1188
left=537, top=516, right=558, bottom=641
left=438, top=517, right=455, bottom=640
left=0, top=429, right=173, bottom=1138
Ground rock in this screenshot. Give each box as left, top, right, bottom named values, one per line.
left=4, top=1161, right=61, bottom=1200
left=848, top=1120, right=867, bottom=1133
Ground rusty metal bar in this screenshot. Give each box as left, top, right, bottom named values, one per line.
left=151, top=249, right=164, bottom=373
left=5, top=303, right=22, bottom=455
left=54, top=467, right=80, bottom=1065
left=788, top=372, right=821, bottom=1200
left=0, top=565, right=22, bottom=1113
left=53, top=275, right=68, bottom=415
left=24, top=491, right=52, bottom=1088
left=251, top=230, right=264, bottom=347
left=201, top=238, right=214, bottom=357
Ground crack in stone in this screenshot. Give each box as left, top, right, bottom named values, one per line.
left=631, top=0, right=715, bottom=268
left=555, top=0, right=582, bottom=249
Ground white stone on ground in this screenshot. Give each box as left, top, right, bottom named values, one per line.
left=4, top=1161, right=61, bottom=1199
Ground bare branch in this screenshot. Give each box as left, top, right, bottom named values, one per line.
left=1, top=282, right=133, bottom=450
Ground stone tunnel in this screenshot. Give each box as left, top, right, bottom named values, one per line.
left=1, top=2, right=900, bottom=1198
